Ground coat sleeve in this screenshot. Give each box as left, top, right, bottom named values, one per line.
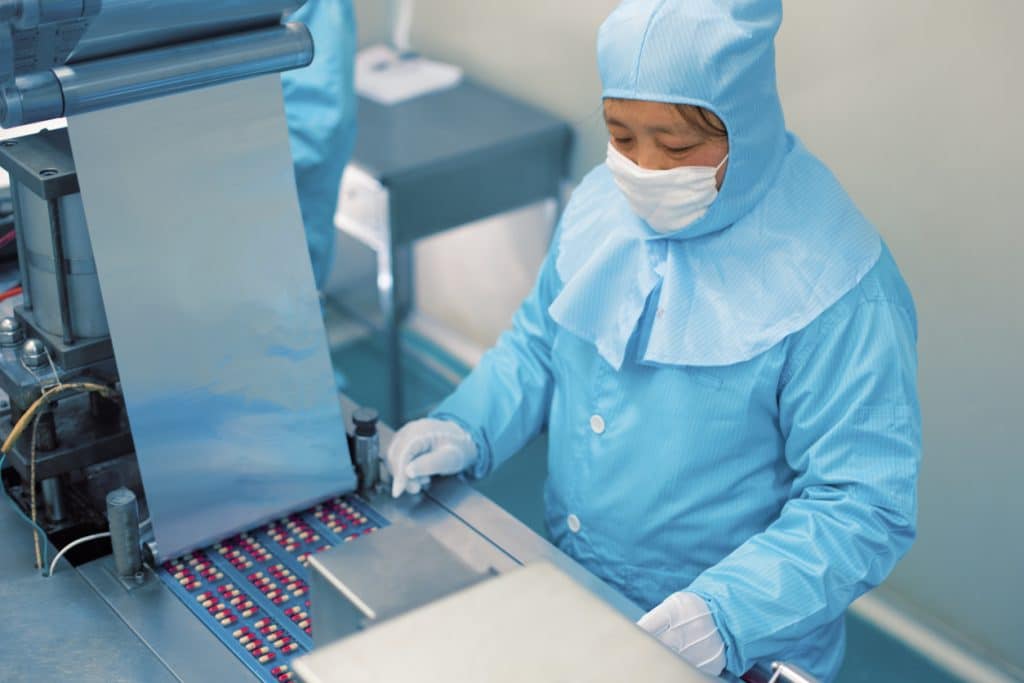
left=686, top=295, right=922, bottom=676
left=283, top=0, right=358, bottom=289
left=430, top=237, right=563, bottom=479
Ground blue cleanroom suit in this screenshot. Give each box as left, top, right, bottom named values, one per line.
left=432, top=0, right=921, bottom=679
left=283, top=0, right=357, bottom=289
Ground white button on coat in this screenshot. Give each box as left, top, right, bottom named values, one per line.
left=567, top=514, right=581, bottom=533
left=589, top=414, right=606, bottom=434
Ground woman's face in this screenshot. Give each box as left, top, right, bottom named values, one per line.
left=603, top=99, right=729, bottom=188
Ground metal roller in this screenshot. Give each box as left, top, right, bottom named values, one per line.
left=68, top=0, right=306, bottom=63
left=0, top=0, right=300, bottom=37
left=1, top=23, right=313, bottom=127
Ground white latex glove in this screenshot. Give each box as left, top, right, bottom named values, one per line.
left=638, top=591, right=727, bottom=677
left=385, top=418, right=478, bottom=498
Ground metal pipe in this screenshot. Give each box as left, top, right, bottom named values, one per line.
left=6, top=0, right=302, bottom=34
left=68, top=0, right=305, bottom=63
left=45, top=197, right=74, bottom=345
left=0, top=71, right=63, bottom=129
left=106, top=487, right=142, bottom=578
left=0, top=0, right=20, bottom=22
left=40, top=477, right=65, bottom=522
left=9, top=184, right=31, bottom=310
left=1, top=21, right=313, bottom=127
left=1, top=25, right=313, bottom=127
left=58, top=23, right=312, bottom=118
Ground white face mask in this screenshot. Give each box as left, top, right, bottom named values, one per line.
left=606, top=141, right=728, bottom=234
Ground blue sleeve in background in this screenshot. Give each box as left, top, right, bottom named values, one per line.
left=283, top=0, right=358, bottom=289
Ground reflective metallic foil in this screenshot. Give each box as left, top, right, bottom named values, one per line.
left=67, top=75, right=356, bottom=560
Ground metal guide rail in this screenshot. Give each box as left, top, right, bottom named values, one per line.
left=158, top=494, right=387, bottom=682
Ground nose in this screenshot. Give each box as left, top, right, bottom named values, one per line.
left=633, top=142, right=665, bottom=171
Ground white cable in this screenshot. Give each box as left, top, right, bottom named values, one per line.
left=47, top=531, right=110, bottom=577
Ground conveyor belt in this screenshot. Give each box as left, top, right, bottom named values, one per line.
left=158, top=495, right=387, bottom=682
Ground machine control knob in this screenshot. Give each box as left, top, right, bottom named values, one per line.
left=20, top=338, right=47, bottom=367
left=352, top=407, right=381, bottom=494
left=352, top=407, right=380, bottom=436
left=0, top=316, right=24, bottom=347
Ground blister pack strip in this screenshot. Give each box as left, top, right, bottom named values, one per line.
left=158, top=495, right=386, bottom=682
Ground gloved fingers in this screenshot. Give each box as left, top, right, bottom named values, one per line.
left=404, top=444, right=468, bottom=480
left=391, top=470, right=409, bottom=499
left=387, top=429, right=433, bottom=498
left=637, top=602, right=672, bottom=638
left=404, top=476, right=431, bottom=496
left=390, top=447, right=427, bottom=497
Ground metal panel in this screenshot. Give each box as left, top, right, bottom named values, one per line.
left=78, top=557, right=250, bottom=683
left=66, top=75, right=356, bottom=561
left=294, top=562, right=714, bottom=683
left=0, top=501, right=179, bottom=683
left=308, top=522, right=488, bottom=644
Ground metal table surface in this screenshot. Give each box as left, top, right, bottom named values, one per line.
left=0, top=397, right=646, bottom=682
left=0, top=500, right=179, bottom=682
left=352, top=79, right=572, bottom=247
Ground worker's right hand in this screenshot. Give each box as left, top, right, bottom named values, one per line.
left=385, top=418, right=478, bottom=498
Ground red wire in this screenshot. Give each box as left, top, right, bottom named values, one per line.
left=0, top=230, right=14, bottom=249
left=0, top=285, right=22, bottom=303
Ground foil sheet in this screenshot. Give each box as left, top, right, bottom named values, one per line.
left=67, top=75, right=355, bottom=560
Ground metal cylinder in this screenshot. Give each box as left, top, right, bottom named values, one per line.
left=35, top=410, right=58, bottom=451
left=68, top=0, right=305, bottom=63
left=106, top=486, right=142, bottom=578
left=352, top=407, right=381, bottom=495
left=36, top=0, right=87, bottom=24
left=0, top=1, right=21, bottom=22
left=57, top=23, right=313, bottom=118
left=18, top=187, right=108, bottom=339
left=41, top=476, right=66, bottom=522
left=0, top=23, right=312, bottom=127
left=0, top=71, right=63, bottom=128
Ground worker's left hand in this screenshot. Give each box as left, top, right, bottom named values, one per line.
left=638, top=591, right=727, bottom=676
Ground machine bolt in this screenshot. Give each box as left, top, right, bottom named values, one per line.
left=20, top=337, right=47, bottom=366
left=0, top=316, right=24, bottom=347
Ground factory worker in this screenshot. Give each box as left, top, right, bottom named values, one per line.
left=385, top=0, right=921, bottom=679
left=284, top=0, right=358, bottom=289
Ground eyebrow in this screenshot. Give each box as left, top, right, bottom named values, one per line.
left=604, top=116, right=696, bottom=139
left=647, top=124, right=688, bottom=136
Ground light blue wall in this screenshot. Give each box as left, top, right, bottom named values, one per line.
left=350, top=0, right=1024, bottom=673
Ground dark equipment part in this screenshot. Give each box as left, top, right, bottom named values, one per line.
left=0, top=185, right=14, bottom=262
left=0, top=127, right=136, bottom=546
left=351, top=406, right=380, bottom=495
